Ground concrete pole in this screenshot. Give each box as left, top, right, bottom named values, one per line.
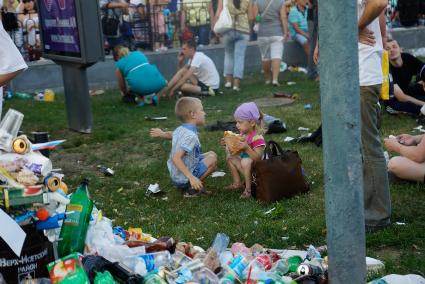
left=318, top=0, right=367, bottom=283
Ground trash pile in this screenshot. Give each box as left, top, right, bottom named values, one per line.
left=1, top=109, right=424, bottom=284
left=4, top=88, right=56, bottom=102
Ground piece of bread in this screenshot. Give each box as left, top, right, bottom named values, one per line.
left=224, top=131, right=244, bottom=155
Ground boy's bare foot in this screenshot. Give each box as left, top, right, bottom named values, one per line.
left=226, top=183, right=242, bottom=190
left=240, top=190, right=251, bottom=199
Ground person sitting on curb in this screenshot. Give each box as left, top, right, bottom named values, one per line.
left=384, top=134, right=425, bottom=183
left=288, top=0, right=309, bottom=57
left=386, top=81, right=425, bottom=116
left=158, top=39, right=220, bottom=97
left=113, top=45, right=167, bottom=106
left=387, top=38, right=425, bottom=98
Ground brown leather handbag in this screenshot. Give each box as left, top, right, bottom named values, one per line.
left=252, top=141, right=309, bottom=203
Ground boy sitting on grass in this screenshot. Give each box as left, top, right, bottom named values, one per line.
left=150, top=97, right=217, bottom=196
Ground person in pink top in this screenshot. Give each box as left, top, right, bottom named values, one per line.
left=225, top=102, right=266, bottom=199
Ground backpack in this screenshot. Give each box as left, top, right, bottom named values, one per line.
left=1, top=11, right=19, bottom=31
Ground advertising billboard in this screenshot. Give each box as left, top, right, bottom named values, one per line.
left=38, top=0, right=81, bottom=58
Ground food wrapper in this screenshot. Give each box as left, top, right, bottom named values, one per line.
left=223, top=131, right=244, bottom=156
left=47, top=253, right=89, bottom=284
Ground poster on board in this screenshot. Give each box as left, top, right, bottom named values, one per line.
left=38, top=0, right=81, bottom=58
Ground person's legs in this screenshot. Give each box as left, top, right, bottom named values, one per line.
left=307, top=20, right=318, bottom=79
left=258, top=37, right=271, bottom=83
left=270, top=36, right=284, bottom=84
left=226, top=155, right=243, bottom=189
left=360, top=85, right=392, bottom=227
left=240, top=157, right=253, bottom=198
left=388, top=156, right=425, bottom=182
left=302, top=41, right=310, bottom=57
left=180, top=83, right=202, bottom=95
left=262, top=60, right=272, bottom=83
left=232, top=32, right=249, bottom=88
left=197, top=25, right=210, bottom=45
left=294, top=34, right=309, bottom=57
left=199, top=151, right=218, bottom=181
left=165, top=67, right=187, bottom=95
left=223, top=32, right=235, bottom=85
left=386, top=99, right=421, bottom=115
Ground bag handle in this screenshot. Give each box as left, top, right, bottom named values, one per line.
left=262, top=140, right=285, bottom=159
left=260, top=0, right=276, bottom=19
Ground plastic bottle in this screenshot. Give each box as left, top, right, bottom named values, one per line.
left=123, top=251, right=172, bottom=276
left=57, top=179, right=94, bottom=257
left=229, top=255, right=250, bottom=279
left=270, top=259, right=289, bottom=275
left=172, top=250, right=192, bottom=269
left=219, top=251, right=234, bottom=267
left=286, top=256, right=303, bottom=273
left=0, top=108, right=24, bottom=152
left=245, top=255, right=274, bottom=282
left=14, top=92, right=33, bottom=99
left=192, top=267, right=220, bottom=284
left=211, top=233, right=230, bottom=253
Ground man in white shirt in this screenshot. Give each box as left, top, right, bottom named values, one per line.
left=160, top=39, right=220, bottom=97
left=357, top=0, right=391, bottom=231
left=0, top=19, right=28, bottom=118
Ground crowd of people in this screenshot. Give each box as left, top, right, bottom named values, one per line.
left=1, top=0, right=41, bottom=61
left=1, top=0, right=424, bottom=63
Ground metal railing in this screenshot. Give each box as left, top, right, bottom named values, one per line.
left=3, top=0, right=425, bottom=62
left=2, top=11, right=42, bottom=61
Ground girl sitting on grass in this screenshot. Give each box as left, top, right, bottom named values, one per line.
left=226, top=102, right=266, bottom=198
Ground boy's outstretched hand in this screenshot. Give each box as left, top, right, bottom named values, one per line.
left=189, top=175, right=203, bottom=190
left=150, top=128, right=165, bottom=138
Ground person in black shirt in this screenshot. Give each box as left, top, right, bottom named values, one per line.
left=387, top=38, right=425, bottom=98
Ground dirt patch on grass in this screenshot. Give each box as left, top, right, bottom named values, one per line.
left=254, top=97, right=294, bottom=108
left=374, top=247, right=402, bottom=261
left=50, top=151, right=96, bottom=176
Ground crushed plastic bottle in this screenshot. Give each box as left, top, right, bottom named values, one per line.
left=123, top=251, right=172, bottom=276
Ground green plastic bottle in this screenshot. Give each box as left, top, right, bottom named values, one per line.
left=58, top=179, right=93, bottom=257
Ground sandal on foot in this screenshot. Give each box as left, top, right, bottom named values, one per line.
left=226, top=183, right=242, bottom=190
left=240, top=190, right=252, bottom=199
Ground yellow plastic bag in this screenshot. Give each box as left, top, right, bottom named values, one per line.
left=380, top=50, right=389, bottom=100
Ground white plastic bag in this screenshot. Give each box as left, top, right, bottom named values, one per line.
left=214, top=0, right=232, bottom=34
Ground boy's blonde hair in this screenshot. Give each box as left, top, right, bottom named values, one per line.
left=175, top=97, right=202, bottom=122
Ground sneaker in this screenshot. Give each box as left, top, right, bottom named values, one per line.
left=199, top=188, right=212, bottom=195
left=224, top=82, right=232, bottom=88
left=233, top=86, right=240, bottom=92
left=265, top=80, right=271, bottom=85
left=122, top=93, right=137, bottom=104
left=272, top=81, right=280, bottom=86
left=385, top=106, right=404, bottom=115
left=201, top=87, right=216, bottom=97
left=208, top=87, right=216, bottom=96
left=152, top=95, right=159, bottom=106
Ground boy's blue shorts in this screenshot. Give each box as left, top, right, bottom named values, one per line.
left=172, top=159, right=208, bottom=190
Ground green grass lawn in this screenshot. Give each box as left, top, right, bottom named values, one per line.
left=5, top=70, right=425, bottom=276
